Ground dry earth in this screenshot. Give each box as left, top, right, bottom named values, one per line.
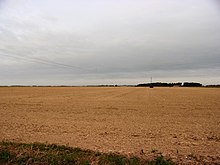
left=0, top=87, right=220, bottom=164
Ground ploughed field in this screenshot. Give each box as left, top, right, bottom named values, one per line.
left=0, top=87, right=220, bottom=163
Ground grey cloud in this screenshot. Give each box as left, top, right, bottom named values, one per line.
left=0, top=0, right=220, bottom=85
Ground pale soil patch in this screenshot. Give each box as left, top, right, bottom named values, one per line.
left=0, top=87, right=219, bottom=163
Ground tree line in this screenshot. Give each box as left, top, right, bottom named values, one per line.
left=137, top=82, right=202, bottom=87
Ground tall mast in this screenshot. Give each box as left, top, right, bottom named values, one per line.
left=150, top=76, right=153, bottom=88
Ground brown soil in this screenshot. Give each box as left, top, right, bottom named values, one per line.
left=0, top=87, right=219, bottom=164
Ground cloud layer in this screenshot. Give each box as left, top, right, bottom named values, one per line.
left=0, top=0, right=220, bottom=85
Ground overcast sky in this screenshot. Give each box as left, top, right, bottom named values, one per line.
left=0, top=0, right=220, bottom=85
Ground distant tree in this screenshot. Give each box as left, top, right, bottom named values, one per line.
left=136, top=82, right=202, bottom=87
left=182, top=82, right=202, bottom=87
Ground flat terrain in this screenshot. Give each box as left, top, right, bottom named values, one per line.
left=0, top=87, right=219, bottom=163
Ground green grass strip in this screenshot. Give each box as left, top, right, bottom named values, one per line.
left=0, top=140, right=174, bottom=165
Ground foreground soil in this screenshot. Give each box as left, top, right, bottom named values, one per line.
left=0, top=87, right=219, bottom=164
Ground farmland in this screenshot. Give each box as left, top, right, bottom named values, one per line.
left=0, top=87, right=219, bottom=164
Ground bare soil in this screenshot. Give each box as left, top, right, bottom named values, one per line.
left=0, top=87, right=219, bottom=164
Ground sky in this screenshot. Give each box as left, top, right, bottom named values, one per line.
left=0, top=0, right=220, bottom=85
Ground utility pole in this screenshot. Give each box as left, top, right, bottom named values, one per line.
left=150, top=76, right=153, bottom=88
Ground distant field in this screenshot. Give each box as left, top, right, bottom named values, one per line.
left=0, top=87, right=219, bottom=164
